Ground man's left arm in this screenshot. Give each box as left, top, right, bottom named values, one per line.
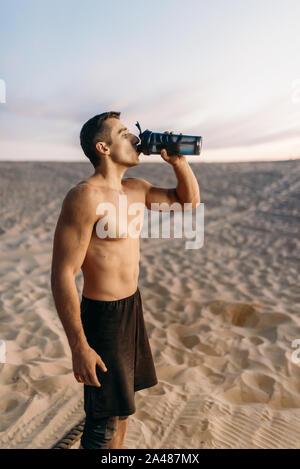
left=136, top=143, right=200, bottom=211
left=170, top=154, right=201, bottom=209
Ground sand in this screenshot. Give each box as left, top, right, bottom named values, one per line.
left=0, top=159, right=299, bottom=449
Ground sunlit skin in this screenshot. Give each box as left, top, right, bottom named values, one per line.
left=51, top=118, right=200, bottom=448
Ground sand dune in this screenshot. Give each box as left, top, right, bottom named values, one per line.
left=0, top=159, right=299, bottom=449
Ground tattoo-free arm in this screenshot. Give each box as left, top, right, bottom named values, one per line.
left=172, top=157, right=200, bottom=208
left=50, top=185, right=95, bottom=351
left=135, top=159, right=200, bottom=211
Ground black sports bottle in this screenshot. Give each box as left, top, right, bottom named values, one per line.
left=135, top=121, right=202, bottom=156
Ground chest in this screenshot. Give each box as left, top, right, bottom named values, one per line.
left=94, top=192, right=145, bottom=240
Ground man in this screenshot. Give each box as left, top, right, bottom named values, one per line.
left=51, top=111, right=200, bottom=449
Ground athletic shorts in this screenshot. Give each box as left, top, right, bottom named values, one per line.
left=80, top=286, right=158, bottom=422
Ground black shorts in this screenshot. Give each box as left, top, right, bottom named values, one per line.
left=80, top=286, right=158, bottom=421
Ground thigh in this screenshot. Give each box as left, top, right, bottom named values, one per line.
left=81, top=415, right=118, bottom=449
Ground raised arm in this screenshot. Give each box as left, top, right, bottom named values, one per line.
left=134, top=132, right=200, bottom=211
left=51, top=184, right=107, bottom=387
left=134, top=157, right=200, bottom=212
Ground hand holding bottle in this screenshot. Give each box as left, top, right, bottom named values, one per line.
left=160, top=131, right=186, bottom=165
left=135, top=121, right=202, bottom=157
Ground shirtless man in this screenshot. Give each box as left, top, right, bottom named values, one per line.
left=50, top=111, right=200, bottom=449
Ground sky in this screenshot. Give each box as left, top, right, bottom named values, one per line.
left=0, top=0, right=300, bottom=163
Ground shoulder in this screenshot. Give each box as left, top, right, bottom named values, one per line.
left=60, top=182, right=100, bottom=223
left=64, top=182, right=99, bottom=206
left=123, top=177, right=152, bottom=191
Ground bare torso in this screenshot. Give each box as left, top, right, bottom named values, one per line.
left=79, top=177, right=145, bottom=301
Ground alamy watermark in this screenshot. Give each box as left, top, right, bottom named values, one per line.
left=95, top=195, right=204, bottom=249
left=0, top=79, right=6, bottom=103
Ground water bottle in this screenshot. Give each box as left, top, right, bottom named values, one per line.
left=135, top=121, right=202, bottom=156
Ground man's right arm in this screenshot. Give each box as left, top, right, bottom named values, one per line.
left=51, top=184, right=107, bottom=387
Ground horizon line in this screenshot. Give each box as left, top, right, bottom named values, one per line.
left=0, top=157, right=299, bottom=164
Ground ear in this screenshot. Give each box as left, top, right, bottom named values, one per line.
left=95, top=141, right=109, bottom=154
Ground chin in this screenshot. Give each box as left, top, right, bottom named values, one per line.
left=125, top=158, right=139, bottom=168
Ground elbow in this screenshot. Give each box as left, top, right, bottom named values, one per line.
left=185, top=198, right=201, bottom=211
left=185, top=198, right=200, bottom=211
left=176, top=189, right=200, bottom=211
left=51, top=265, right=75, bottom=291
left=190, top=202, right=200, bottom=211
left=192, top=190, right=201, bottom=209
left=50, top=265, right=56, bottom=288
left=175, top=190, right=200, bottom=211
left=193, top=197, right=201, bottom=209
left=51, top=269, right=60, bottom=292
left=178, top=199, right=200, bottom=211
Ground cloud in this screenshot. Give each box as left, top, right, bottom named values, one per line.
left=1, top=76, right=300, bottom=158
left=186, top=91, right=300, bottom=149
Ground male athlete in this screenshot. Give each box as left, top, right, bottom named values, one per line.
left=50, top=111, right=200, bottom=449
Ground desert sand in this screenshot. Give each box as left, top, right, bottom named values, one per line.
left=0, top=159, right=299, bottom=449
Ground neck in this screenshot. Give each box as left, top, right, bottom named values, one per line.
left=92, top=158, right=128, bottom=191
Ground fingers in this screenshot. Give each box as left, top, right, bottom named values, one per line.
left=96, top=355, right=108, bottom=373
left=74, top=364, right=107, bottom=387
left=86, top=370, right=101, bottom=387
left=73, top=350, right=108, bottom=387
left=76, top=370, right=101, bottom=387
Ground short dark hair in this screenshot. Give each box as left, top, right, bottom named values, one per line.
left=80, top=111, right=121, bottom=167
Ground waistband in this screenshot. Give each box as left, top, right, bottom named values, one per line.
left=81, top=286, right=139, bottom=306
